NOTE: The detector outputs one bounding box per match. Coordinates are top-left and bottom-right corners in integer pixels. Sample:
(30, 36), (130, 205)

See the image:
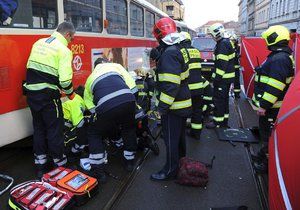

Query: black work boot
(36, 164), (48, 180)
(188, 130), (201, 140)
(253, 161), (268, 174)
(124, 159), (135, 172)
(251, 152), (266, 163)
(206, 121), (217, 129)
(252, 146), (268, 163)
(85, 165), (107, 183)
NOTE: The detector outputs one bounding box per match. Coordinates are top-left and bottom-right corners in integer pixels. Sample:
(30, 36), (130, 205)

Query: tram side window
(0, 0), (57, 29)
(64, 0), (103, 33)
(106, 0), (128, 35)
(155, 14), (162, 23)
(145, 10), (154, 38)
(130, 3), (143, 37)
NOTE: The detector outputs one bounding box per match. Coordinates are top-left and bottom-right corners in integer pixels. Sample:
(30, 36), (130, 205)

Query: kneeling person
(84, 59), (137, 181)
(62, 86), (87, 161)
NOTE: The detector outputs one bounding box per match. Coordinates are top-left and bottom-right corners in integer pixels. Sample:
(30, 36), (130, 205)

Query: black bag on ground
(176, 156), (215, 187)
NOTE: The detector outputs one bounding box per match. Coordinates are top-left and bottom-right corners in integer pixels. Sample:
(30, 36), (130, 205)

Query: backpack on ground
(42, 167), (98, 206)
(176, 156), (215, 187)
(8, 181), (74, 210)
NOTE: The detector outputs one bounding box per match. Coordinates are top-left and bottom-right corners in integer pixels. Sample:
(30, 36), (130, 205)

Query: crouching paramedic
(252, 25), (294, 173)
(84, 59), (137, 182)
(62, 86), (87, 160)
(23, 22), (75, 178)
(180, 31), (204, 140)
(150, 18), (192, 181)
(206, 23), (235, 128)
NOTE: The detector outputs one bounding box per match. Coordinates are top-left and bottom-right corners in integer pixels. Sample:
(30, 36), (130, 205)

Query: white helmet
(208, 23), (225, 41)
(230, 33), (238, 41)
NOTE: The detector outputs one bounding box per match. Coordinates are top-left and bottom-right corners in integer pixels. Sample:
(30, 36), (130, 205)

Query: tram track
(103, 125), (162, 210)
(233, 98), (269, 210)
(103, 148), (152, 210)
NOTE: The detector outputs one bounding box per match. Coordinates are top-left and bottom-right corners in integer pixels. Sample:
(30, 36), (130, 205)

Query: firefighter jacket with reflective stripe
(84, 63), (136, 114)
(136, 77), (149, 98)
(24, 32), (74, 95)
(212, 38), (235, 84)
(180, 43), (205, 96)
(233, 43), (241, 69)
(156, 44), (192, 117)
(145, 76), (155, 97)
(62, 94), (86, 128)
(253, 47), (294, 110)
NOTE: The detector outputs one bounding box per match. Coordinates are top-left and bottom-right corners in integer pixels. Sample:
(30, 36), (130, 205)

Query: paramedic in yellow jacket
(62, 86), (87, 161)
(24, 22), (75, 179)
(83, 58), (137, 183)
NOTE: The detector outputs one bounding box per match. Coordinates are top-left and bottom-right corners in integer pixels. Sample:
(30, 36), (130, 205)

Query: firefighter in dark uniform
(251, 25), (294, 173)
(135, 69), (149, 111)
(180, 31), (205, 140)
(84, 60), (138, 182)
(206, 23), (235, 128)
(150, 17), (192, 181)
(145, 72), (155, 111)
(23, 22), (76, 178)
(230, 34), (241, 98)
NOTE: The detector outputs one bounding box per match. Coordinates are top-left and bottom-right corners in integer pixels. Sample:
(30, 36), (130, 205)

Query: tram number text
(71, 44), (85, 55)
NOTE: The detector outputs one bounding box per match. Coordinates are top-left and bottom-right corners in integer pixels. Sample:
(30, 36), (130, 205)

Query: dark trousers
(258, 109), (279, 154)
(88, 101), (137, 168)
(191, 96), (203, 138)
(259, 109), (279, 142)
(234, 68), (241, 94)
(213, 82), (231, 126)
(64, 125), (87, 154)
(27, 96), (65, 166)
(161, 113), (187, 176)
(203, 83), (213, 115)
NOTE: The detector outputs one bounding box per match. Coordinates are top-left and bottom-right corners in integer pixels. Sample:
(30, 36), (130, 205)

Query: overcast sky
(181, 0), (240, 29)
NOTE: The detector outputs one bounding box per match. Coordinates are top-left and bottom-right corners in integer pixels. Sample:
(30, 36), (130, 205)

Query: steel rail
(233, 98), (269, 210)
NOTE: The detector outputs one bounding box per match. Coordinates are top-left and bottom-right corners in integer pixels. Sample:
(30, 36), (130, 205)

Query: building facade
(145, 0), (162, 10)
(196, 20), (225, 35)
(255, 0), (270, 35)
(224, 21), (241, 36)
(269, 0), (300, 32)
(196, 21), (239, 36)
(238, 0), (248, 35)
(161, 0), (185, 20)
(247, 0), (256, 36)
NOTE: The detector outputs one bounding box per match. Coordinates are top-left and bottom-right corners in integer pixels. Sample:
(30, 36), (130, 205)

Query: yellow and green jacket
(84, 63), (136, 113)
(24, 31), (73, 96)
(62, 94), (86, 128)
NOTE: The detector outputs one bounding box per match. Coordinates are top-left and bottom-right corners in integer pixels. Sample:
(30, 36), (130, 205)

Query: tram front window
(64, 0), (103, 33)
(0, 0), (57, 29)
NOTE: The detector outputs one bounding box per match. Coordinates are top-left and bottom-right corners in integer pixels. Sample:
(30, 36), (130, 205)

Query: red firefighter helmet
(152, 17), (177, 41)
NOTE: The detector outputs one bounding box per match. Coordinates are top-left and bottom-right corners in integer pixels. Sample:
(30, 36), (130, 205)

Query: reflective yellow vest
(84, 63), (137, 112)
(62, 94), (86, 128)
(25, 31), (73, 95)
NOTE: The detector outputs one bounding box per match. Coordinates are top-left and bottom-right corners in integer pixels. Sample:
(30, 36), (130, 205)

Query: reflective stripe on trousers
(124, 150), (135, 160)
(53, 155), (67, 166)
(34, 154), (47, 165)
(89, 153), (106, 165)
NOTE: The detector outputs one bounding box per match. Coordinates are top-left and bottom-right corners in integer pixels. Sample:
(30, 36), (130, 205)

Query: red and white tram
(0, 0), (167, 147)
